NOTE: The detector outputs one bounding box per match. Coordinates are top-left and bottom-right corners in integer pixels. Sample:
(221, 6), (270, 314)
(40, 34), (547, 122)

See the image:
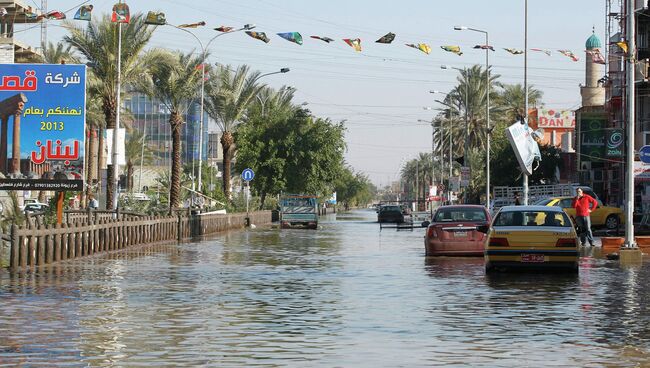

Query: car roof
(498, 205), (564, 212)
(438, 205), (487, 210)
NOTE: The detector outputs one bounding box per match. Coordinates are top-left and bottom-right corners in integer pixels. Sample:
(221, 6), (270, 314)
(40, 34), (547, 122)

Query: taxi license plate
(521, 254), (545, 263)
(454, 231), (468, 237)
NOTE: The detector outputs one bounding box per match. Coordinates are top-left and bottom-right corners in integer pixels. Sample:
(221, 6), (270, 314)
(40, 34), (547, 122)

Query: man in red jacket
(572, 188), (598, 246)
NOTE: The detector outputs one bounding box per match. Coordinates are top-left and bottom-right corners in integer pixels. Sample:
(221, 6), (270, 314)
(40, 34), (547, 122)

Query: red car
(424, 205), (491, 256)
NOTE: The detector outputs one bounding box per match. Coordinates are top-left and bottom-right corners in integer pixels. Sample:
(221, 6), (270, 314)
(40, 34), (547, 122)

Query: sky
(14, 0), (606, 187)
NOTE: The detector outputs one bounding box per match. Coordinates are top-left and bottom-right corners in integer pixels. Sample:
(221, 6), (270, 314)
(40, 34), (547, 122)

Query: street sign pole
(241, 168), (255, 226)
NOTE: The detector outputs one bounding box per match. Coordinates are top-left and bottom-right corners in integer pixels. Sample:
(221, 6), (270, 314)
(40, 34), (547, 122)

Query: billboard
(506, 121), (541, 176)
(579, 112), (606, 159)
(0, 64), (86, 191)
(535, 109), (575, 129)
(605, 128), (624, 157)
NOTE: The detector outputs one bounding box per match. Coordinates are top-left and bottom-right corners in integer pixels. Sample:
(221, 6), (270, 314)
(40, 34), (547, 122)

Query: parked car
(24, 202), (49, 214)
(480, 205), (579, 272)
(534, 196), (624, 230)
(424, 205), (491, 256)
(377, 205), (404, 223)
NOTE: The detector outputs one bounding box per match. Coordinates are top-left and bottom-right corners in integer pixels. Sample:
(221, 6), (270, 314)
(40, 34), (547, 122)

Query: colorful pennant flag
(558, 49), (579, 62)
(310, 35), (334, 43)
(473, 44), (495, 51)
(111, 3), (130, 23)
(343, 38), (362, 52)
(586, 49), (606, 65)
(441, 45), (462, 56)
(405, 43), (431, 55)
(616, 41), (628, 54)
(376, 32), (395, 44)
(214, 26), (234, 32)
(25, 11), (39, 20)
(246, 31), (270, 43)
(0, 8), (7, 18)
(74, 5), (93, 21)
(38, 10), (66, 20)
(503, 48), (524, 55)
(277, 32), (303, 45)
(530, 48), (551, 56)
(145, 11), (166, 25)
(179, 21), (206, 28)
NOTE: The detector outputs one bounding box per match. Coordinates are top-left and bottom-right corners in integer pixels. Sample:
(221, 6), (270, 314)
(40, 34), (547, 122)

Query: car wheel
(605, 215), (620, 230)
(485, 262), (495, 273)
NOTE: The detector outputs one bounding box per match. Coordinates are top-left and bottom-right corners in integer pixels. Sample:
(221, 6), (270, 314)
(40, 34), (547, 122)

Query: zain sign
(605, 129), (624, 158)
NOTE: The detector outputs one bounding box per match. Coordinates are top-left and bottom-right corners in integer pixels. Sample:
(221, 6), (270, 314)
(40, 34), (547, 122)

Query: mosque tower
(580, 29), (605, 107)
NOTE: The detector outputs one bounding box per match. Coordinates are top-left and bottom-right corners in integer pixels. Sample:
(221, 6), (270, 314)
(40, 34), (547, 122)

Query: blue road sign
(241, 168), (255, 181)
(641, 145), (650, 164)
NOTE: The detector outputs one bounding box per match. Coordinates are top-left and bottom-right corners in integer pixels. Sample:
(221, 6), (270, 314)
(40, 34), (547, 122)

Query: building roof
(586, 32), (602, 50)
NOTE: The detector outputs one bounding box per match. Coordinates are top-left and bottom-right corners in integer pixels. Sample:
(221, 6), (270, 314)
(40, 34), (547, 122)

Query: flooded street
(2, 209), (650, 366)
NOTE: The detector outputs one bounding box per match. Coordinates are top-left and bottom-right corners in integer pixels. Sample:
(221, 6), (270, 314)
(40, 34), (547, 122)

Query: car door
(589, 199), (606, 226)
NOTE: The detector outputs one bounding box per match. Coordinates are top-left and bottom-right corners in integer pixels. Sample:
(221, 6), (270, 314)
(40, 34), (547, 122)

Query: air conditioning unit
(581, 161), (591, 171)
(637, 0), (649, 11)
(637, 59), (650, 82)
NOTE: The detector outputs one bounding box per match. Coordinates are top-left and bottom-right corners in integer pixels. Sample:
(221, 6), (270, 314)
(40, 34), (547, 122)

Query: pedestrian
(514, 192), (522, 205)
(88, 195), (99, 210)
(572, 188), (598, 246)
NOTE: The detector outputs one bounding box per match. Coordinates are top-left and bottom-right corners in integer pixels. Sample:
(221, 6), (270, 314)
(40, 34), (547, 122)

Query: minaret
(581, 29), (605, 107)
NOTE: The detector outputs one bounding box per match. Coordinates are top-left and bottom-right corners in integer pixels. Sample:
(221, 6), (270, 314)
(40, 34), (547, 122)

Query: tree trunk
(103, 96), (117, 210)
(126, 161), (133, 192)
(169, 111), (183, 213)
(220, 131), (234, 199)
(84, 127), (97, 207)
(259, 191), (266, 210)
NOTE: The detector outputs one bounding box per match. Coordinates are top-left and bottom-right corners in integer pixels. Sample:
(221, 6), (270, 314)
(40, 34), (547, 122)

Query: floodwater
(2, 209), (650, 367)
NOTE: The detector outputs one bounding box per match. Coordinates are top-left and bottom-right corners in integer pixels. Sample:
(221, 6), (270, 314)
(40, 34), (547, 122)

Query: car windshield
(381, 205), (402, 212)
(493, 210), (571, 227)
(533, 198), (554, 206)
(434, 208), (487, 222)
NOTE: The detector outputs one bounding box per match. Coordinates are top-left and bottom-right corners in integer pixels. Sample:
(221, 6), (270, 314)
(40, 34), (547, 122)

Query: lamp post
(169, 23), (256, 194)
(454, 25), (490, 207)
(441, 65), (470, 202)
(418, 118), (436, 207)
(435, 99), (455, 205)
(523, 0), (529, 205)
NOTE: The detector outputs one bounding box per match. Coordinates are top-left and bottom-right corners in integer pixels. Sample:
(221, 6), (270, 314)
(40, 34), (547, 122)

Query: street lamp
(254, 70), (292, 116)
(170, 23), (256, 194)
(441, 65), (470, 192)
(454, 25), (490, 207)
(417, 118), (436, 203)
(435, 99), (455, 205)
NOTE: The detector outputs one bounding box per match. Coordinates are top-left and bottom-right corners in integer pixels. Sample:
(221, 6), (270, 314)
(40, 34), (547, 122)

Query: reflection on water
(2, 209), (650, 366)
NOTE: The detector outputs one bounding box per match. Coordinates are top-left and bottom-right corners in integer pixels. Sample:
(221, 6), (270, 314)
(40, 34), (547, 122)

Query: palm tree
(205, 65), (266, 199)
(124, 129), (155, 192)
(137, 49), (202, 211)
(64, 14), (154, 209)
(16, 41), (79, 64)
(498, 84), (544, 122)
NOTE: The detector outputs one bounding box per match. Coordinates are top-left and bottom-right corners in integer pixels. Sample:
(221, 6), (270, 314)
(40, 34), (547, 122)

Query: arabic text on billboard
(580, 112), (606, 159)
(0, 64), (86, 191)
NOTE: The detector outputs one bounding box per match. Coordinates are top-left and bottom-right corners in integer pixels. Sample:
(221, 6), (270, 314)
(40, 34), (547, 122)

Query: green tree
(235, 109), (346, 208)
(65, 13), (154, 209)
(137, 49), (202, 211)
(498, 83), (544, 123)
(204, 64), (266, 199)
(334, 167), (375, 210)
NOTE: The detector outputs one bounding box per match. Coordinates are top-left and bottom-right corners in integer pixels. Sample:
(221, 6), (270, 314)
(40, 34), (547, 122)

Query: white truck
(491, 183), (599, 212)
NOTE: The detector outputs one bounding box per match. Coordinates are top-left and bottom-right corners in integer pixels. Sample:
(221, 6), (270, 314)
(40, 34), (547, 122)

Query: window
(434, 208), (487, 222)
(493, 211), (571, 227)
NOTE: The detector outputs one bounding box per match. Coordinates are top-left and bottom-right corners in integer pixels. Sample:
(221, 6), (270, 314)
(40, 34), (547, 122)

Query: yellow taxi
(535, 196), (624, 230)
(480, 205), (579, 272)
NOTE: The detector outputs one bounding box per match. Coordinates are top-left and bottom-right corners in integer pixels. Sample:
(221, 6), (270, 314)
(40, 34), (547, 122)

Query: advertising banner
(0, 64), (86, 191)
(579, 112), (606, 159)
(536, 109), (575, 129)
(506, 122), (541, 175)
(605, 128), (624, 157)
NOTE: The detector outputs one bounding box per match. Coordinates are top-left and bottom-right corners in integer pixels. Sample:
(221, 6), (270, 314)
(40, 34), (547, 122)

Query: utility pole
(624, 0), (637, 250)
(523, 0), (530, 205)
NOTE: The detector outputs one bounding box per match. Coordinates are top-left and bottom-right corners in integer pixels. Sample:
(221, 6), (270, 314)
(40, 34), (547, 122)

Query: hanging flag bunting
(558, 49), (579, 62)
(145, 11), (166, 25)
(111, 3), (130, 23)
(74, 5), (93, 21)
(246, 31), (270, 43)
(25, 11), (39, 20)
(616, 41), (628, 54)
(376, 32), (395, 44)
(586, 49), (606, 65)
(310, 35), (334, 43)
(473, 44), (495, 51)
(530, 48), (551, 56)
(503, 48), (524, 55)
(405, 43), (431, 55)
(178, 21), (206, 28)
(277, 32), (303, 45)
(441, 45), (462, 56)
(343, 38), (362, 52)
(0, 8), (7, 18)
(214, 26), (234, 32)
(38, 10), (66, 20)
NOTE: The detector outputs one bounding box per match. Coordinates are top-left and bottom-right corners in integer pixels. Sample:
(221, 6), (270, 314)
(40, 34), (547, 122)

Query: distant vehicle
(534, 196), (624, 230)
(19, 198), (39, 211)
(24, 202), (49, 214)
(280, 195), (318, 229)
(424, 205), (491, 256)
(492, 183), (599, 207)
(377, 205), (404, 223)
(480, 205), (579, 272)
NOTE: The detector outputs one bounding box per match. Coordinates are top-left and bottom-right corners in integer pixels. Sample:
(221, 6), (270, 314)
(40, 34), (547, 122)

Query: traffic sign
(641, 145), (650, 164)
(241, 168), (255, 181)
